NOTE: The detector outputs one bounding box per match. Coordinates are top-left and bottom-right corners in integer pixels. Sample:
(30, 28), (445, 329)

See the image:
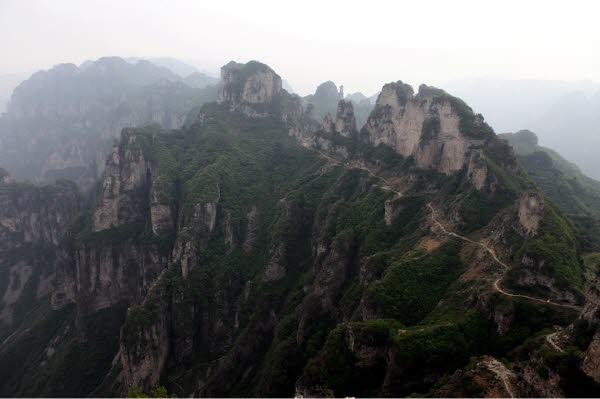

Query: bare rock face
(583, 331), (600, 383)
(264, 242), (286, 282)
(363, 82), (492, 174)
(173, 199), (219, 279)
(466, 150), (490, 191)
(101, 276), (171, 396)
(334, 100), (357, 137)
(243, 206), (259, 253)
(518, 192), (544, 236)
(218, 61), (283, 116)
(0, 180), (81, 251)
(320, 100), (356, 138)
(52, 128), (170, 314)
(149, 178), (173, 236)
(432, 356), (518, 398)
(0, 263), (33, 325)
(0, 178), (81, 325)
(92, 129), (151, 232)
(321, 113), (335, 133)
(216, 60), (317, 139)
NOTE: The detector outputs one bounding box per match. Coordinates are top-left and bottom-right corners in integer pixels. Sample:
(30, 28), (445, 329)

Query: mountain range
(0, 60), (599, 397)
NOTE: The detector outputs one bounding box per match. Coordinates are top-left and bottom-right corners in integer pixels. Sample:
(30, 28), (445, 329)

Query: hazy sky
(1, 0), (599, 95)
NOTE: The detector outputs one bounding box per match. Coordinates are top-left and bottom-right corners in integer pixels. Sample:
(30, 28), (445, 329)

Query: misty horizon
(2, 3), (600, 398)
(2, 0), (600, 96)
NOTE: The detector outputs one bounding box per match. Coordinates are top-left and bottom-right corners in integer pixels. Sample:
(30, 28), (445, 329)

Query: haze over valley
(1, 1), (600, 398)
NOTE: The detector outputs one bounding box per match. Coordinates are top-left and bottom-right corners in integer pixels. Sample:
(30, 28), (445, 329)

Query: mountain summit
(0, 60), (599, 398)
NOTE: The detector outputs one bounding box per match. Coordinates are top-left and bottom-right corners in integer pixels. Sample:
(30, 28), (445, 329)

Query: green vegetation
(128, 384), (175, 398)
(0, 304), (126, 397)
(509, 202), (583, 291)
(367, 243), (463, 325)
(501, 130), (600, 251)
(583, 253), (600, 282)
(4, 81), (600, 398)
(300, 312), (491, 397)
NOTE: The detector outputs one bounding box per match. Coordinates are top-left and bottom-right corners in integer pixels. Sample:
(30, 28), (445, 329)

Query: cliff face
(217, 60), (316, 139)
(92, 129), (153, 232)
(53, 128), (170, 315)
(322, 100), (357, 138)
(0, 176), (81, 328)
(1, 60), (599, 398)
(364, 83), (494, 174)
(218, 61), (283, 112)
(0, 57), (217, 190)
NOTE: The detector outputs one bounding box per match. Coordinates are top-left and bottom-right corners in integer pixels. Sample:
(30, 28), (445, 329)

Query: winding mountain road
(314, 149), (576, 354)
(427, 202), (581, 311)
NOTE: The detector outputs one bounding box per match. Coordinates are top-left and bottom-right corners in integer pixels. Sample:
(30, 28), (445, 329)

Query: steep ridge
(500, 130), (600, 257)
(0, 57), (218, 189)
(0, 173), (81, 333)
(0, 60), (598, 397)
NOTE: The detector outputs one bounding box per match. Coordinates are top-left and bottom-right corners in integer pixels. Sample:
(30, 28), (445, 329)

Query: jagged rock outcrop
(363, 82), (493, 175)
(322, 100), (357, 138)
(0, 180), (81, 252)
(313, 100), (358, 158)
(99, 274), (172, 396)
(53, 129), (169, 314)
(334, 100), (357, 137)
(518, 191), (545, 236)
(0, 179), (81, 326)
(92, 130), (151, 232)
(218, 61), (283, 116)
(216, 60), (316, 139)
(2, 59), (599, 398)
(466, 150), (491, 191)
(432, 356), (519, 398)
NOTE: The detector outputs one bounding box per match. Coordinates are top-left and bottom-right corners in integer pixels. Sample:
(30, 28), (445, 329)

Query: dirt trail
(314, 149), (576, 353)
(316, 150), (403, 198)
(427, 203), (581, 312)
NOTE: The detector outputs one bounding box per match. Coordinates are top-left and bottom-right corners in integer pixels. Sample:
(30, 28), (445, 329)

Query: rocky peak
(363, 81), (493, 174)
(345, 92), (368, 104)
(321, 100), (357, 137)
(92, 129), (152, 232)
(314, 81), (343, 101)
(214, 61), (317, 139)
(303, 81), (344, 122)
(217, 61), (283, 115)
(334, 100), (356, 137)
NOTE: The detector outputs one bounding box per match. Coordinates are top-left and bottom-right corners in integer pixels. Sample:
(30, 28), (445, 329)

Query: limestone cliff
(321, 100), (357, 138)
(0, 178), (81, 328)
(216, 60), (316, 138)
(218, 61), (283, 116)
(1, 60), (599, 398)
(363, 82), (494, 174)
(53, 128), (170, 314)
